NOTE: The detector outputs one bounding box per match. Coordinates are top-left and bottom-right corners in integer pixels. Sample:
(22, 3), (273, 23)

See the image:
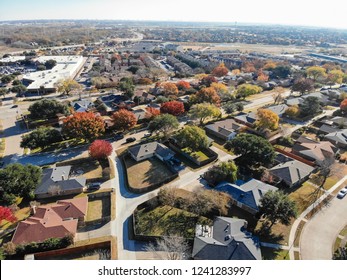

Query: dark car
(125, 137), (136, 143)
(87, 182), (101, 191)
(114, 132), (124, 140)
(10, 104), (18, 108)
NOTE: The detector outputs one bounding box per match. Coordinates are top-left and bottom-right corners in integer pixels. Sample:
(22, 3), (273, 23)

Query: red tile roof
(12, 197), (88, 245)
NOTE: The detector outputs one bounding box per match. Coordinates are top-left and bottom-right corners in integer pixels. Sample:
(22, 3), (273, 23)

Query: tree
(10, 84), (27, 95)
(264, 61), (277, 70)
(203, 160), (238, 186)
(158, 187), (178, 208)
(148, 114), (179, 138)
(137, 78), (153, 85)
(160, 101), (185, 116)
(176, 80), (190, 90)
(292, 78), (314, 95)
(62, 112), (105, 142)
(259, 190), (297, 229)
(112, 109), (137, 132)
(222, 102), (236, 114)
(300, 96), (321, 117)
(191, 87), (220, 105)
(333, 246), (347, 260)
(0, 88), (8, 98)
(57, 79), (83, 96)
(174, 126), (209, 151)
(118, 77), (135, 99)
(211, 82), (233, 101)
(211, 63), (229, 77)
(227, 133), (275, 167)
(306, 66), (326, 82)
(271, 65), (292, 79)
(285, 105), (300, 117)
(28, 99), (69, 119)
(256, 109), (279, 130)
(340, 98), (347, 113)
(160, 82), (179, 97)
(257, 70), (269, 82)
(189, 103), (221, 125)
(145, 107), (161, 120)
(236, 84), (262, 99)
(0, 206), (17, 224)
(1, 75), (14, 84)
(44, 59), (57, 69)
(89, 140), (112, 160)
(0, 163), (42, 202)
(20, 127), (62, 149)
(200, 75), (218, 87)
(327, 69), (344, 85)
(144, 235), (190, 260)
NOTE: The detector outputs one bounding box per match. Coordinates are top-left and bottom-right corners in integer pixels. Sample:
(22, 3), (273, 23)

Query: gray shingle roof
(35, 166), (86, 196)
(128, 141), (174, 159)
(215, 179), (277, 212)
(269, 159), (314, 186)
(325, 129), (347, 145)
(205, 119), (242, 137)
(192, 217), (262, 260)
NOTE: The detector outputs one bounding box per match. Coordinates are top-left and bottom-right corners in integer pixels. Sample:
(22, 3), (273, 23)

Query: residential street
(300, 192), (347, 259)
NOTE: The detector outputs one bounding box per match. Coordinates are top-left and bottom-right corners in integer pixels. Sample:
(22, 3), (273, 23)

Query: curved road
(300, 194), (347, 259)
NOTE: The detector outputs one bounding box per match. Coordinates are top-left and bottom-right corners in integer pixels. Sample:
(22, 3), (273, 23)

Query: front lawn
(134, 205), (211, 239)
(261, 247), (289, 260)
(125, 156), (175, 189)
(182, 147), (209, 161)
(86, 194), (111, 222)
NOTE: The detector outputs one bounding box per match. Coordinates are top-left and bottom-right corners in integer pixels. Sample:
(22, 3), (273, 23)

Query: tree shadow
(255, 221), (284, 244)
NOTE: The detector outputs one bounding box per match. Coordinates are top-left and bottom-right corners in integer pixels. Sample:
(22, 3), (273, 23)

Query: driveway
(300, 195), (347, 259)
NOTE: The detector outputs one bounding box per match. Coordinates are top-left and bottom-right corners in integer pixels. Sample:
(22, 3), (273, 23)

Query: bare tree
(48, 184), (62, 196)
(145, 235), (190, 260)
(157, 186), (178, 208)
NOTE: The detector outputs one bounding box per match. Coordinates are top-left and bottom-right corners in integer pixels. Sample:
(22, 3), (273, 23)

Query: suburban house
(324, 129), (347, 149)
(192, 217), (262, 260)
(292, 136), (337, 166)
(71, 99), (94, 113)
(215, 179), (278, 214)
(205, 119), (243, 141)
(234, 112), (257, 127)
(269, 156), (315, 187)
(318, 124), (341, 135)
(266, 104), (289, 118)
(34, 166), (86, 199)
(285, 92), (330, 107)
(131, 108), (147, 123)
(11, 197), (88, 245)
(128, 141), (174, 162)
(94, 94), (128, 112)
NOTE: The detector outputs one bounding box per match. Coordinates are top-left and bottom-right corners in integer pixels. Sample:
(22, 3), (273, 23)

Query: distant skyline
(1, 0), (347, 30)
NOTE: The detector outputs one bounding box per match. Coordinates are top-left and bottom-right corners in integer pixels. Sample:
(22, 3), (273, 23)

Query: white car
(337, 186), (347, 199)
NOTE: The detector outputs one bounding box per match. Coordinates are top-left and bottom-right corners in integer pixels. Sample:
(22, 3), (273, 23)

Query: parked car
(337, 186), (347, 199)
(143, 132), (152, 138)
(10, 104), (18, 108)
(114, 132), (124, 140)
(87, 182), (101, 191)
(125, 137), (136, 143)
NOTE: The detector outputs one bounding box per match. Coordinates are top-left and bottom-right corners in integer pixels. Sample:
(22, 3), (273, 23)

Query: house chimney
(62, 175), (65, 180)
(243, 221), (248, 230)
(31, 205), (37, 215)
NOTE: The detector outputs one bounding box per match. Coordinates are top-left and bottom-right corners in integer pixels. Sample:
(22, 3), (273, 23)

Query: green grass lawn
(125, 157), (175, 189)
(30, 138), (86, 154)
(182, 147), (209, 161)
(134, 205), (211, 239)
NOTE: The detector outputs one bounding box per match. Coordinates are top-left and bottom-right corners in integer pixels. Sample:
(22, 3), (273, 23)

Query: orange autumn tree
(160, 101), (185, 116)
(212, 63), (229, 77)
(176, 80), (191, 90)
(145, 107), (161, 120)
(256, 109), (279, 130)
(62, 112), (105, 142)
(340, 99), (347, 113)
(89, 140), (113, 160)
(112, 109), (137, 132)
(161, 82), (179, 97)
(257, 70), (269, 82)
(191, 87), (221, 106)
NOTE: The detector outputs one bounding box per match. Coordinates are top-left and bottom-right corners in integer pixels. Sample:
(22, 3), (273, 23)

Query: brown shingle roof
(11, 197), (87, 245)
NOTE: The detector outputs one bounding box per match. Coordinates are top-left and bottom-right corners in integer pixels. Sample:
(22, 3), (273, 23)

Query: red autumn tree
(89, 140), (113, 160)
(212, 63), (229, 77)
(0, 206), (17, 224)
(160, 101), (185, 116)
(145, 107), (161, 120)
(340, 99), (347, 113)
(191, 87), (221, 106)
(176, 80), (191, 90)
(112, 109), (137, 131)
(62, 112), (105, 142)
(257, 70), (269, 82)
(160, 82), (179, 97)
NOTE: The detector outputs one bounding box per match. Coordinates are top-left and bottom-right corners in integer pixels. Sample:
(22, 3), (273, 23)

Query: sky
(0, 0), (347, 29)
